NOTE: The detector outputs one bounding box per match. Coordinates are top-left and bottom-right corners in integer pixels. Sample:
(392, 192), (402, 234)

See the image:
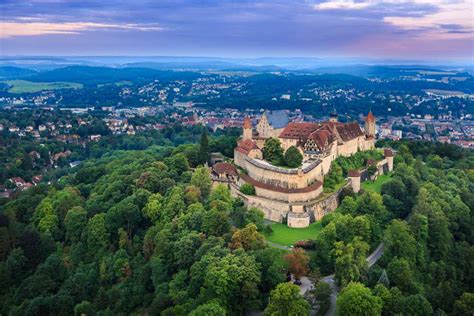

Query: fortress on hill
(212, 110), (386, 228)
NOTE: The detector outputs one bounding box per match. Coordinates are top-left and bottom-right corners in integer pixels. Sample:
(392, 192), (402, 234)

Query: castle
(214, 110), (378, 228)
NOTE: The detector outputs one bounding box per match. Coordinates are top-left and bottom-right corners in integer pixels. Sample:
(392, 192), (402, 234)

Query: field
(3, 80), (83, 93)
(264, 221), (323, 246)
(361, 173), (392, 193)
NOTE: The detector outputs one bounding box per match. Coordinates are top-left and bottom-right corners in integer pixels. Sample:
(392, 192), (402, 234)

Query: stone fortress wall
(231, 180), (348, 226)
(231, 150), (394, 227)
(235, 136), (373, 191)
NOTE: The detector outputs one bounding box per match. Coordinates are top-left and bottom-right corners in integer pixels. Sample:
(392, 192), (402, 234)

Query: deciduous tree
(336, 282), (382, 316)
(284, 248), (309, 280)
(264, 282), (310, 316)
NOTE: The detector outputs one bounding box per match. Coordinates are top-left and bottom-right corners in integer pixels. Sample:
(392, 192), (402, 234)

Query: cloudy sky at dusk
(1, 0), (473, 60)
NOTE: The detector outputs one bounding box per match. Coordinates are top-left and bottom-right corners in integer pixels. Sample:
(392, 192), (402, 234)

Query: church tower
(329, 108), (338, 123)
(365, 110), (376, 137)
(243, 116), (252, 140)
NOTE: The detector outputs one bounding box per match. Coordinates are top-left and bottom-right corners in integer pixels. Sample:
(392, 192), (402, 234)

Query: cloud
(313, 0), (473, 37)
(384, 2), (472, 30)
(314, 0), (370, 10)
(0, 21), (165, 38)
(0, 0), (472, 58)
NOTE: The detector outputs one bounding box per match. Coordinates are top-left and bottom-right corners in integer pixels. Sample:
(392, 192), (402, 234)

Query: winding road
(270, 241), (385, 316)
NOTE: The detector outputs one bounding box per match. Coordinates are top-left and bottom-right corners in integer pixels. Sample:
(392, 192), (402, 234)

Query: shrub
(240, 183), (256, 195)
(284, 146), (303, 168)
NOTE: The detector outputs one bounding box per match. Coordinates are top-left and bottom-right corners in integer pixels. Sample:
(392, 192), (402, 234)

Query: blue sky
(1, 0), (473, 60)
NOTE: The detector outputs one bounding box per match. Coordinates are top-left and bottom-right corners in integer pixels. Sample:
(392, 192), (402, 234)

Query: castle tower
(329, 109), (338, 123)
(243, 116), (252, 140)
(384, 148), (394, 172)
(348, 170), (361, 193)
(365, 110), (376, 137)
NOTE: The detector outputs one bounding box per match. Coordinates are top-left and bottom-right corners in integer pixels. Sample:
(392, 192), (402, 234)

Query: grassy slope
(361, 173), (392, 193)
(3, 80), (83, 93)
(264, 221), (323, 246)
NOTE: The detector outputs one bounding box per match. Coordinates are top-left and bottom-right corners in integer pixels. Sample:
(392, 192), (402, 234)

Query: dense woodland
(0, 122), (473, 315)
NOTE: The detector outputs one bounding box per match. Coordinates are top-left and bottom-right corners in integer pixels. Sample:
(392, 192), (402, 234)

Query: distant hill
(123, 61), (284, 72)
(26, 66), (206, 85)
(311, 65), (457, 78)
(0, 66), (38, 79)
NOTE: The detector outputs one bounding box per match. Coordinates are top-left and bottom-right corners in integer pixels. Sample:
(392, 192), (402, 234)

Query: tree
(372, 284), (403, 315)
(51, 186), (84, 221)
(202, 207), (231, 236)
(199, 129), (210, 164)
(313, 281), (331, 315)
(386, 258), (416, 293)
(35, 198), (59, 237)
(164, 153), (189, 175)
(402, 294), (433, 316)
(338, 196), (358, 215)
(334, 237), (369, 287)
(240, 183), (256, 195)
(337, 282), (382, 316)
(189, 301), (226, 316)
(263, 138), (284, 165)
(453, 292), (474, 316)
(162, 187), (186, 221)
(284, 146), (303, 168)
(74, 301), (95, 316)
(264, 282), (310, 316)
(367, 163), (378, 181)
(65, 206), (87, 243)
(229, 223), (266, 251)
(191, 166), (212, 199)
(142, 193), (163, 222)
(383, 220), (417, 262)
(356, 191), (388, 224)
(184, 185), (201, 204)
(284, 248), (310, 280)
(86, 213), (109, 251)
(203, 251), (261, 313)
(254, 248), (287, 293)
(244, 207), (265, 231)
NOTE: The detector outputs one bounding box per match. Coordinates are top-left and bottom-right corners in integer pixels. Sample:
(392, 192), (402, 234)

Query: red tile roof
(213, 162), (238, 176)
(236, 139), (260, 155)
(279, 122), (319, 141)
(335, 122), (364, 141)
(308, 129), (334, 150)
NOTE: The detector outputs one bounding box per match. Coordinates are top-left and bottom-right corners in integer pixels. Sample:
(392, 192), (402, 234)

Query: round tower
(243, 116), (252, 140)
(365, 110), (376, 137)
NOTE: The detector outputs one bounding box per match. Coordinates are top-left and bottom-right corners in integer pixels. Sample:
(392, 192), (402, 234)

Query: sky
(1, 0), (473, 61)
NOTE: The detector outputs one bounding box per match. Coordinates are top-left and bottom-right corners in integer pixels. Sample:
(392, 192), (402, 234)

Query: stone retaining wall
(231, 182), (347, 224)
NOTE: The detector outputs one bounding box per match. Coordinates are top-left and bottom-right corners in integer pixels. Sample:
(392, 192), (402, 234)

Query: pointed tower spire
(242, 116), (252, 140)
(365, 110), (376, 137)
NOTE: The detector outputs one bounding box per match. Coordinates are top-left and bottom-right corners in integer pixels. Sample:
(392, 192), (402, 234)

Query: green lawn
(264, 221), (323, 246)
(3, 80), (83, 93)
(361, 173), (392, 193)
